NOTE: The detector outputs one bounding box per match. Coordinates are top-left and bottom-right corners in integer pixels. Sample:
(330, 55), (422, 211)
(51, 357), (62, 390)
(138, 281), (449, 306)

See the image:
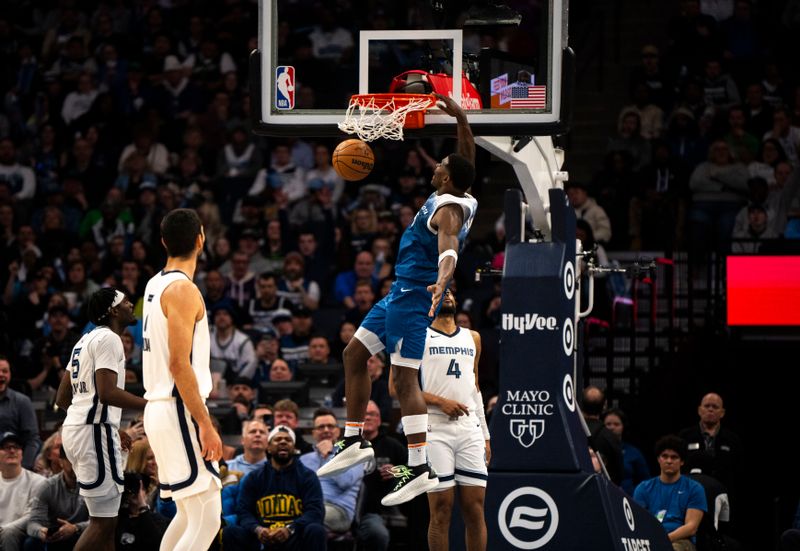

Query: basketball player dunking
(390, 289), (490, 551)
(317, 93), (478, 507)
(142, 209), (223, 551)
(57, 288), (147, 551)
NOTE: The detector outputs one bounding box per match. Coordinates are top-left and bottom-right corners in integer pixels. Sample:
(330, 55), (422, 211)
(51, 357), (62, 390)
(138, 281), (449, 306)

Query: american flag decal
(510, 85), (546, 109)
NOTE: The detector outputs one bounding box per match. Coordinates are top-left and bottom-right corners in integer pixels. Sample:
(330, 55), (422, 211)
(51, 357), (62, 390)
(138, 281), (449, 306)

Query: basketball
(332, 139), (374, 181)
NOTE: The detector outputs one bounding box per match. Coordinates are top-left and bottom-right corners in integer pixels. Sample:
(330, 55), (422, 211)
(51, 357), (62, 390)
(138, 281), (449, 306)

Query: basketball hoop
(338, 93), (437, 142)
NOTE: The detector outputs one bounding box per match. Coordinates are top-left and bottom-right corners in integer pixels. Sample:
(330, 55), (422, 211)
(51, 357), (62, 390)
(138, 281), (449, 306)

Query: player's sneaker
(380, 463), (439, 506)
(316, 435), (374, 478)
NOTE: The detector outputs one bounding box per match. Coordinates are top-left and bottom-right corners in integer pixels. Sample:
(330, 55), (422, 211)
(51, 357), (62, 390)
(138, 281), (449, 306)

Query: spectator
(272, 399), (313, 455)
(764, 107), (800, 168)
(343, 279), (377, 326)
(629, 44), (674, 112)
(748, 138), (787, 186)
(607, 110), (651, 171)
(253, 332), (281, 385)
(724, 105), (759, 163)
(334, 250), (378, 309)
(210, 305), (258, 392)
(601, 408), (650, 496)
(565, 181), (613, 245)
(280, 305), (314, 371)
(581, 386), (624, 486)
(223, 425), (326, 550)
(742, 82), (773, 138)
(227, 419), (269, 477)
(117, 126), (169, 176)
(305, 144), (345, 204)
(269, 359), (294, 382)
(0, 431), (46, 551)
(277, 251), (321, 311)
(688, 140), (749, 253)
(60, 71), (98, 126)
(25, 446), (90, 551)
(296, 230), (333, 295)
(618, 84), (664, 140)
(223, 251), (257, 308)
(114, 472), (170, 551)
(28, 305), (80, 392)
(300, 408), (363, 534)
(202, 268), (238, 324)
(0, 357), (42, 469)
(701, 58), (740, 114)
(33, 430), (63, 479)
(329, 320), (356, 361)
(220, 376), (259, 435)
(633, 435), (707, 549)
(678, 393), (744, 523)
(250, 142), (307, 204)
(215, 126), (263, 181)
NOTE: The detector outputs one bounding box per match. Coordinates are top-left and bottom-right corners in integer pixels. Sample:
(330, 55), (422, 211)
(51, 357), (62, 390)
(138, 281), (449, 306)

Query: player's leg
(317, 298), (387, 478)
(392, 363), (428, 461)
(168, 481), (222, 551)
(427, 488), (455, 551)
(343, 336), (373, 434)
(454, 425), (488, 551)
(458, 485), (487, 551)
(159, 497), (189, 551)
(73, 517), (116, 551)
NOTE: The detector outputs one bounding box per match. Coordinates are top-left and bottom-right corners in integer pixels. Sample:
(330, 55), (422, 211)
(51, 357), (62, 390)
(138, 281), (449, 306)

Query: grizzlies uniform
(61, 327), (126, 515)
(355, 192), (477, 367)
(420, 326), (487, 490)
(142, 270), (221, 500)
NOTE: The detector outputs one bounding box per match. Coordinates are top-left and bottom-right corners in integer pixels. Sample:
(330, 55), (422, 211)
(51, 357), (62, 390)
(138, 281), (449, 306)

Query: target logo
(563, 374), (575, 412)
(563, 261), (575, 300)
(498, 487), (559, 549)
(623, 498), (636, 531)
(561, 317), (574, 356)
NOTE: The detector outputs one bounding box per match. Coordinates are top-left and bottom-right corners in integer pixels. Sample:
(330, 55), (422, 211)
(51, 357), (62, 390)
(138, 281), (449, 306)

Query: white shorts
(85, 491), (123, 517)
(427, 413), (488, 491)
(144, 397), (221, 501)
(62, 424), (126, 500)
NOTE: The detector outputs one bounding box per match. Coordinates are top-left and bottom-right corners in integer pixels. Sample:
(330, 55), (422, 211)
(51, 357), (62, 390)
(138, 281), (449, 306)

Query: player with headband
(317, 93), (478, 507)
(57, 288), (147, 551)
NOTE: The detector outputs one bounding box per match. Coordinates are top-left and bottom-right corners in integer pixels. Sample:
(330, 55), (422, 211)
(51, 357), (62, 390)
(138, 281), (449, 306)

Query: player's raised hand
(427, 282), (445, 317)
(199, 421), (223, 462)
(433, 92), (464, 118)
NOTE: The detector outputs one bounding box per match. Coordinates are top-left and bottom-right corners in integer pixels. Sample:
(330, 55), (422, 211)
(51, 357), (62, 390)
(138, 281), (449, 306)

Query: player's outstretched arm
(427, 204), (464, 317)
(96, 369), (147, 410)
(433, 92), (475, 165)
(163, 280), (222, 462)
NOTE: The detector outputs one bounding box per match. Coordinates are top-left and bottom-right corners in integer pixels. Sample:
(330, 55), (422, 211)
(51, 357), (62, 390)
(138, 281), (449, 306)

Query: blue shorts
(354, 281), (431, 368)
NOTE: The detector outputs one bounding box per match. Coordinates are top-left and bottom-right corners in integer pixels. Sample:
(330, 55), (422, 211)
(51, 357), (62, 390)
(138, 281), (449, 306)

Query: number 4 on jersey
(446, 359), (461, 378)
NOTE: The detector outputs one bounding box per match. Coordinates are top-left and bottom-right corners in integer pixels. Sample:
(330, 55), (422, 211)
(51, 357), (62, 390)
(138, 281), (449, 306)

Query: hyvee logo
(498, 487), (559, 549)
(502, 313), (558, 334)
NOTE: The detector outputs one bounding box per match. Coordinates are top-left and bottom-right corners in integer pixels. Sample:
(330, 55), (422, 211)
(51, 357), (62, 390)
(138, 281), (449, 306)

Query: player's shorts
(84, 490), (123, 517)
(62, 424), (125, 503)
(355, 281), (431, 368)
(427, 413), (488, 491)
(144, 394), (221, 501)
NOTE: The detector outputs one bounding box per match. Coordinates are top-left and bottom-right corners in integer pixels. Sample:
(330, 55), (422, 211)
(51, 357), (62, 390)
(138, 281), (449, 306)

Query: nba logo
(275, 66), (295, 110)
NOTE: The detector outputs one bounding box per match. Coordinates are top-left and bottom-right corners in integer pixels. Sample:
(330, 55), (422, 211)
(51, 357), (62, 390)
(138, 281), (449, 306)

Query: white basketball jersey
(142, 270), (212, 401)
(419, 327), (478, 417)
(62, 327), (125, 428)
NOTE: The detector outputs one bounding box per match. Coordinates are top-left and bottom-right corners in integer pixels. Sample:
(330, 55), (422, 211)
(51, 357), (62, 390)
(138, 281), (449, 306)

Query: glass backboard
(252, 0), (573, 138)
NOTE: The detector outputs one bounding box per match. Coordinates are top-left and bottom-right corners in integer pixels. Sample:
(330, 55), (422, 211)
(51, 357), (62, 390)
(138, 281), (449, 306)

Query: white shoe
(316, 436), (374, 478)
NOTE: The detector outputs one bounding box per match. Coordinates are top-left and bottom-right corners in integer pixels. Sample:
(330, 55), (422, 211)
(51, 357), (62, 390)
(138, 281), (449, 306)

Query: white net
(338, 95), (434, 142)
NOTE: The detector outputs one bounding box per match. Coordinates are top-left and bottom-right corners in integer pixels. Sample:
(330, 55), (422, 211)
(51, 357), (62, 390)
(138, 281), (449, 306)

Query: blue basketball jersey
(394, 192), (478, 285)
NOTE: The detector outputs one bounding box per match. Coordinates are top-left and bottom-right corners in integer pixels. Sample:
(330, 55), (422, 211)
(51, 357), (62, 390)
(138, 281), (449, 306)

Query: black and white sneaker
(316, 435), (374, 478)
(380, 463), (439, 506)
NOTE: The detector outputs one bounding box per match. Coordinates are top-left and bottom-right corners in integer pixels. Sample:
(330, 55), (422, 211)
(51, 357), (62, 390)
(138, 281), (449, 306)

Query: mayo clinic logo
(498, 487), (559, 549)
(509, 419), (544, 448)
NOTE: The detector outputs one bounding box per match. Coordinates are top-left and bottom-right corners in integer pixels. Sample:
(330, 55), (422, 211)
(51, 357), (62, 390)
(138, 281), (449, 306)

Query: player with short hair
(141, 208), (223, 551)
(404, 289), (489, 551)
(56, 288), (147, 551)
(317, 93), (477, 507)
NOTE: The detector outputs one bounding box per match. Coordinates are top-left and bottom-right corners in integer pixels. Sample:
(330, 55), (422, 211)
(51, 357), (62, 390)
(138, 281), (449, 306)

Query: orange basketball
(332, 139), (374, 181)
